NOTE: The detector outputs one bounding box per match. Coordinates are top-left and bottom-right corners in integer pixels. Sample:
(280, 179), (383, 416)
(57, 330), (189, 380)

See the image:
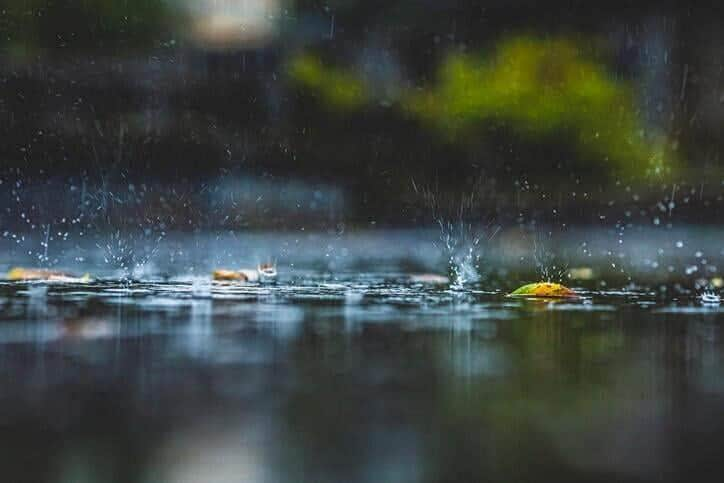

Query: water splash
(438, 219), (498, 290)
(413, 178), (498, 290)
(100, 230), (164, 280)
(700, 292), (721, 305)
(532, 233), (568, 282)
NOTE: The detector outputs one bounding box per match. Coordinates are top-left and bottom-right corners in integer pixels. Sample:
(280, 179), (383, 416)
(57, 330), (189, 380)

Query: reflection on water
(0, 276), (722, 483)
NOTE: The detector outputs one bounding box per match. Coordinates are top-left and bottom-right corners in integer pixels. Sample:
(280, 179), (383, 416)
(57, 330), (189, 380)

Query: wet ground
(0, 229), (723, 482)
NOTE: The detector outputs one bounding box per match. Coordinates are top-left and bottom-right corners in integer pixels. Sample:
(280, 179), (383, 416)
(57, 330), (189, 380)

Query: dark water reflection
(0, 278), (722, 483)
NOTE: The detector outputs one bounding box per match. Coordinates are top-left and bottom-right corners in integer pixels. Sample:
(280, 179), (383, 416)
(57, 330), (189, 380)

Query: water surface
(0, 272), (722, 483)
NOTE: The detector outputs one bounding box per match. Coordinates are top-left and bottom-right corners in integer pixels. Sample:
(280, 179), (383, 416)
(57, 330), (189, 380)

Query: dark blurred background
(1, 1), (723, 229)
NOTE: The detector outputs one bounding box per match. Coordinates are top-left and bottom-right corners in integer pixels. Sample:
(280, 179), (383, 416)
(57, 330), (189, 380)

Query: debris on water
(213, 264), (277, 283)
(212, 269), (255, 282)
(409, 273), (450, 285)
(699, 292), (721, 305)
(508, 282), (577, 298)
(6, 267), (92, 283)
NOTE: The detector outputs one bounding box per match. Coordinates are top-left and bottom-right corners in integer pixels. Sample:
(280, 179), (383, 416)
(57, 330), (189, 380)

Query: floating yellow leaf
(7, 267), (91, 283)
(508, 282), (577, 298)
(212, 269), (250, 282)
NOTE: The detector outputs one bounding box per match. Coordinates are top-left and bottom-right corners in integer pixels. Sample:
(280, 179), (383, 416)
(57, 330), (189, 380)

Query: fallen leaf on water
(7, 267), (91, 283)
(508, 282), (577, 298)
(212, 269), (250, 282)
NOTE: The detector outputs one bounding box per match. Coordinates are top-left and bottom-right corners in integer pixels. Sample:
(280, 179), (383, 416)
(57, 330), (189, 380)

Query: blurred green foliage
(1, 0), (173, 55)
(289, 36), (675, 178)
(408, 37), (672, 177)
(288, 54), (369, 111)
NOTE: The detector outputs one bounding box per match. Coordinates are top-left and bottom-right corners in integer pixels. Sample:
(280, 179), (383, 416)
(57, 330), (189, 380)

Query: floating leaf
(7, 267), (91, 283)
(508, 282), (577, 298)
(212, 269), (250, 282)
(214, 265), (277, 283)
